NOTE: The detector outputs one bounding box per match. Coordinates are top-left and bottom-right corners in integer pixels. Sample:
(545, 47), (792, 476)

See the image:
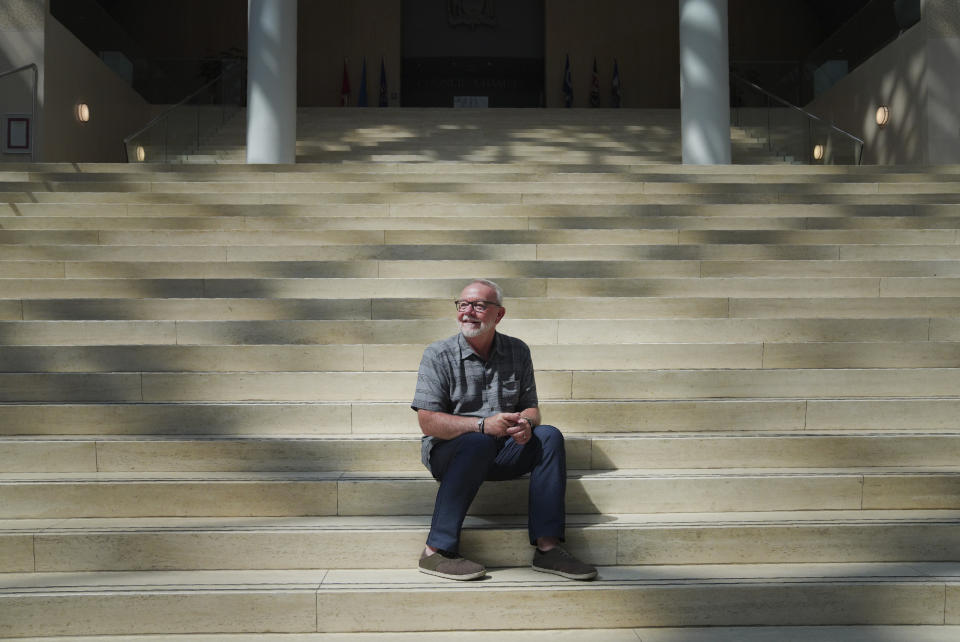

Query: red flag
(562, 54), (573, 107)
(378, 57), (389, 107)
(590, 57), (601, 107)
(340, 59), (351, 106)
(611, 59), (622, 108)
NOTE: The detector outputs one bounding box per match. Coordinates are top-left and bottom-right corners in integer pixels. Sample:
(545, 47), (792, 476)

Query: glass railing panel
(125, 61), (243, 163)
(769, 107), (811, 162)
(730, 73), (863, 165)
(809, 120), (863, 165)
(731, 105), (772, 156)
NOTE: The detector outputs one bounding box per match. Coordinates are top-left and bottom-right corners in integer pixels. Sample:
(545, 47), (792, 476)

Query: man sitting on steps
(411, 278), (597, 581)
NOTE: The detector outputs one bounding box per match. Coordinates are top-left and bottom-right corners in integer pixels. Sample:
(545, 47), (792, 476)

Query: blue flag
(562, 54), (573, 108)
(358, 57), (368, 107)
(378, 58), (389, 107)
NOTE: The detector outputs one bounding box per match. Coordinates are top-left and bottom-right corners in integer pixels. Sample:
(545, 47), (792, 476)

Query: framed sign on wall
(4, 115), (31, 154)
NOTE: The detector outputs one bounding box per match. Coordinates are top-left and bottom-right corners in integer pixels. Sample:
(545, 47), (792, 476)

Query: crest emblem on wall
(448, 0), (496, 27)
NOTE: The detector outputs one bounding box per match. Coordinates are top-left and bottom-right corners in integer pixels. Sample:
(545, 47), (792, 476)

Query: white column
(247, 0), (297, 164)
(679, 0), (731, 164)
(922, 0), (960, 164)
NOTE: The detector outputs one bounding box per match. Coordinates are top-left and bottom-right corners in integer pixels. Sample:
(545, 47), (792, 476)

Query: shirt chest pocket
(499, 376), (520, 411)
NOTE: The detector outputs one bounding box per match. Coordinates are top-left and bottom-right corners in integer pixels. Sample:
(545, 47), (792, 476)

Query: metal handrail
(0, 63), (39, 161)
(731, 72), (864, 164)
(123, 60), (240, 146)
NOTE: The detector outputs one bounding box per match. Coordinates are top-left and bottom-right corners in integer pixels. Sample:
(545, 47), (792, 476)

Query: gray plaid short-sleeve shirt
(411, 331), (538, 470)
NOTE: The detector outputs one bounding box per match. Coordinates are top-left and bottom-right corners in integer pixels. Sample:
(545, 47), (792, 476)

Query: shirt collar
(458, 331), (500, 361)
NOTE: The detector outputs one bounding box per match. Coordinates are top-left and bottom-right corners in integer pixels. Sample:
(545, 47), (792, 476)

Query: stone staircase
(176, 107), (794, 164)
(3, 113), (960, 638)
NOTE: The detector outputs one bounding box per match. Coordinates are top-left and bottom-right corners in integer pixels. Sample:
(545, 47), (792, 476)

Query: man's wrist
(477, 416), (485, 434)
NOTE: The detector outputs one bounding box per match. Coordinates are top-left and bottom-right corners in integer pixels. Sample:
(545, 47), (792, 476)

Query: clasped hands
(484, 412), (532, 444)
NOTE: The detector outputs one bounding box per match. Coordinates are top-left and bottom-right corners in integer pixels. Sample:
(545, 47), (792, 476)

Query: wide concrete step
(4, 341), (960, 371)
(1, 318), (953, 345)
(16, 168), (960, 186)
(546, 243), (960, 261)
(3, 228), (956, 245)
(0, 244), (236, 261)
(5, 396), (959, 437)
(0, 278), (554, 300)
(360, 287), (960, 306)
(6, 189), (960, 206)
(0, 398), (881, 436)
(3, 368), (960, 402)
(3, 510), (960, 572)
(23, 185), (931, 209)
(3, 278), (959, 303)
(729, 296), (960, 316)
(9, 171), (797, 184)
(3, 260), (718, 279)
(16, 179), (958, 195)
(6, 172), (960, 194)
(8, 201), (960, 220)
(8, 158), (960, 175)
(2, 563), (960, 635)
(11, 294), (959, 321)
(1, 343), (767, 370)
(4, 466), (960, 518)
(701, 260), (960, 277)
(0, 199), (957, 216)
(2, 242), (925, 261)
(0, 193), (939, 220)
(4, 257), (960, 279)
(7, 214), (820, 232)
(544, 277), (960, 299)
(8, 214), (960, 234)
(2, 628), (959, 642)
(3, 278), (960, 307)
(4, 431), (960, 473)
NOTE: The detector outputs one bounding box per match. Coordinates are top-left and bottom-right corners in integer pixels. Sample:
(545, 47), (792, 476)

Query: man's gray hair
(468, 278), (503, 305)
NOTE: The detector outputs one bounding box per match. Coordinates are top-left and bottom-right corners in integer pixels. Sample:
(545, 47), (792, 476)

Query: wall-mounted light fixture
(813, 144), (825, 161)
(75, 103), (91, 123)
(876, 105), (890, 128)
(136, 146), (146, 162)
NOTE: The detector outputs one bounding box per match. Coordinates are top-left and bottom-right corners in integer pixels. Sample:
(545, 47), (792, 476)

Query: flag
(357, 57), (368, 107)
(562, 54), (573, 108)
(340, 59), (351, 107)
(611, 58), (622, 108)
(378, 57), (389, 107)
(590, 57), (601, 107)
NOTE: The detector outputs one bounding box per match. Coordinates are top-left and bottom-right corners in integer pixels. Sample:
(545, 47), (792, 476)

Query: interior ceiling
(801, 0), (875, 33)
(91, 1), (875, 31)
(89, 0), (876, 59)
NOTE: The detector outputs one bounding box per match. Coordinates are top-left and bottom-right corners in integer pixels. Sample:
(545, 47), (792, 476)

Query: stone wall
(0, 0), (45, 160)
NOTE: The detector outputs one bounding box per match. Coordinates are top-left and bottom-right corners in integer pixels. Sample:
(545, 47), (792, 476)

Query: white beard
(459, 316), (494, 338)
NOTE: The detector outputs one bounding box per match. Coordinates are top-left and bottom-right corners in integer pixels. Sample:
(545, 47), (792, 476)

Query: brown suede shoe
(418, 549), (486, 580)
(531, 546), (597, 580)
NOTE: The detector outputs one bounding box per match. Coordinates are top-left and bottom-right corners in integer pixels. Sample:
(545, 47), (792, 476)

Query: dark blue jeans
(425, 424), (566, 553)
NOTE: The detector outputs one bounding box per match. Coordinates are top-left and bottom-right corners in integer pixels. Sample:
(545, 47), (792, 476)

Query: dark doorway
(402, 0), (545, 107)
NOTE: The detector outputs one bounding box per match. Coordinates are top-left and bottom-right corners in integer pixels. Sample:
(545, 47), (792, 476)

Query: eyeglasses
(454, 299), (500, 313)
